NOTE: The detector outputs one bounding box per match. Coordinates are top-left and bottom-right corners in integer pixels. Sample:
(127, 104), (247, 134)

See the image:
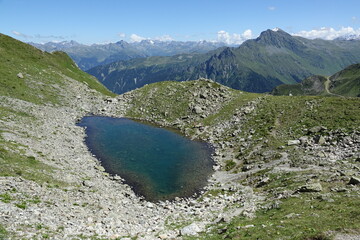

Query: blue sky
(1, 0), (360, 44)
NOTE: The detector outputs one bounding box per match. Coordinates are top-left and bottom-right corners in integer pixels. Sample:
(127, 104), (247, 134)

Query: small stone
(314, 135), (326, 145)
(256, 177), (270, 187)
(199, 93), (207, 99)
(17, 72), (24, 78)
(217, 227), (227, 234)
(349, 176), (360, 185)
(242, 224), (255, 228)
(113, 175), (122, 180)
(95, 165), (105, 172)
(298, 183), (322, 192)
(158, 234), (168, 239)
(287, 140), (300, 146)
(309, 126), (324, 134)
(299, 136), (309, 145)
(83, 180), (95, 188)
(146, 202), (154, 208)
(285, 213), (297, 219)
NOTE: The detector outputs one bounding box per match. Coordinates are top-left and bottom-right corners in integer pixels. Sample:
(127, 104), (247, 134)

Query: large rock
(180, 223), (203, 236)
(287, 140), (300, 146)
(298, 183), (323, 192)
(193, 106), (203, 114)
(309, 126), (325, 134)
(299, 136), (309, 145)
(314, 135), (326, 145)
(17, 72), (24, 79)
(349, 176), (360, 185)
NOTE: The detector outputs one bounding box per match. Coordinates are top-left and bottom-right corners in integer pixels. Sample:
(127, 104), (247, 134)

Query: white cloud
(12, 31), (69, 40)
(118, 33), (126, 38)
(154, 35), (174, 41)
(130, 33), (146, 42)
(242, 29), (252, 39)
(129, 33), (174, 42)
(268, 6), (276, 11)
(34, 34), (66, 39)
(293, 26), (360, 40)
(217, 29), (253, 44)
(12, 30), (32, 39)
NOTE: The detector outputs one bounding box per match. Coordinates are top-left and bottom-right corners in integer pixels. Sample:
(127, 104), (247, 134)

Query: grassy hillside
(273, 63), (360, 97)
(0, 33), (115, 105)
(272, 75), (328, 96)
(330, 63), (360, 97)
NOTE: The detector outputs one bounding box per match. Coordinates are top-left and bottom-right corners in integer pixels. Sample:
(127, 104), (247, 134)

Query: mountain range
(29, 40), (230, 71)
(87, 29), (360, 94)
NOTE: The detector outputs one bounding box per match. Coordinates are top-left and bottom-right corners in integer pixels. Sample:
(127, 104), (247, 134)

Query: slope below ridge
(272, 63), (360, 97)
(87, 29), (360, 94)
(329, 63), (360, 97)
(0, 33), (114, 105)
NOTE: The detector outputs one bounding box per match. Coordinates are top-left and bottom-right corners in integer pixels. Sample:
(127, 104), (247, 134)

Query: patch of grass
(0, 138), (66, 187)
(15, 201), (27, 209)
(28, 196), (41, 204)
(0, 193), (12, 203)
(224, 160), (236, 171)
(0, 224), (8, 240)
(189, 193), (360, 240)
(242, 95), (360, 145)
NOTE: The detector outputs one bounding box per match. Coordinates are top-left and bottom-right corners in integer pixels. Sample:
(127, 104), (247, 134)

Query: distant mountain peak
(255, 28), (299, 48)
(271, 27), (282, 32)
(335, 34), (360, 41)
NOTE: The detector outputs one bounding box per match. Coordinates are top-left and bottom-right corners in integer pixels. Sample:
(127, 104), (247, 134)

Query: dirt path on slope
(324, 77), (344, 97)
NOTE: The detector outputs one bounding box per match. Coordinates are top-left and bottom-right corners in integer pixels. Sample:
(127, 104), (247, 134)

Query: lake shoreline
(0, 79), (261, 239)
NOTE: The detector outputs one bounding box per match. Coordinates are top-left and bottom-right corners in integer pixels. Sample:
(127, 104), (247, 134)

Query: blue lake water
(78, 116), (214, 201)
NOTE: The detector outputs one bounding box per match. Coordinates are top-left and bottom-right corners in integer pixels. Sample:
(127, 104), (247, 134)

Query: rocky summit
(0, 34), (360, 240)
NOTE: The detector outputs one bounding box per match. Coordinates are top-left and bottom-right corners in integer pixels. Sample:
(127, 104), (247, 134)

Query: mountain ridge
(87, 29), (360, 94)
(29, 39), (232, 70)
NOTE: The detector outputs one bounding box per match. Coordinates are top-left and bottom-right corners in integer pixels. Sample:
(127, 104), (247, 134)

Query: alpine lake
(78, 116), (214, 202)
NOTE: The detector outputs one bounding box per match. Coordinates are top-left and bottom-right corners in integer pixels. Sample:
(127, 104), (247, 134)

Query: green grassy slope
(0, 33), (115, 105)
(330, 63), (360, 97)
(272, 63), (360, 97)
(272, 75), (328, 96)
